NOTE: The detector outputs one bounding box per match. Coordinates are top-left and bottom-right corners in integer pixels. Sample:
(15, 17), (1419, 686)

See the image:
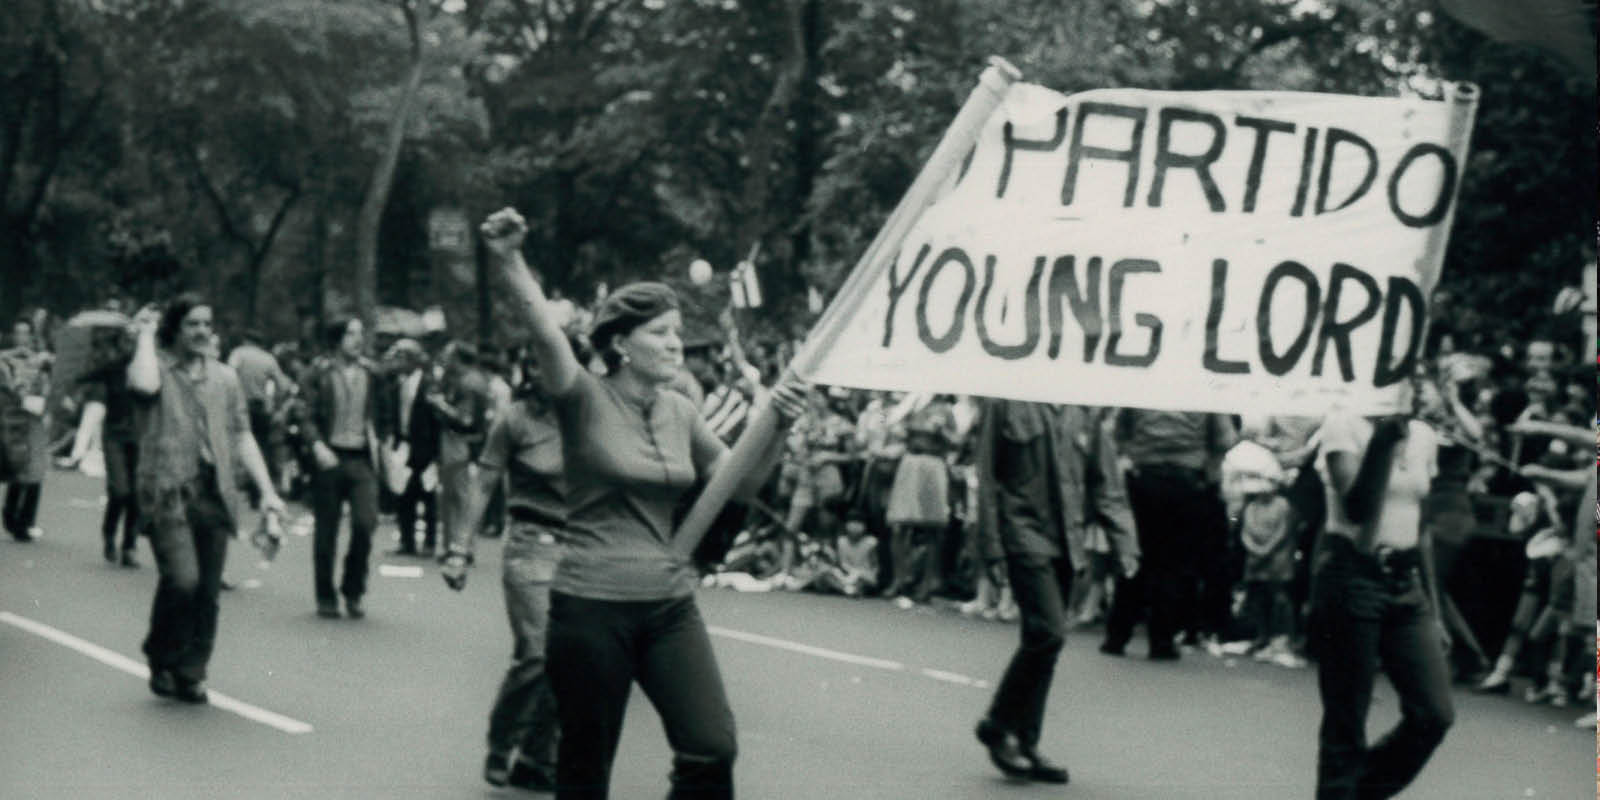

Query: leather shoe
(120, 550), (140, 568)
(344, 596), (365, 620)
(104, 539), (118, 563)
(483, 752), (511, 787)
(1099, 641), (1126, 657)
(173, 679), (208, 704)
(1020, 749), (1069, 784)
(507, 759), (556, 792)
(148, 668), (177, 698)
(316, 601), (341, 619)
(974, 718), (1031, 779)
(1148, 646), (1181, 661)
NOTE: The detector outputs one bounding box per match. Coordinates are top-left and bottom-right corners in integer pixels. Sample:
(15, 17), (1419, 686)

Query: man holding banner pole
(972, 399), (1138, 784)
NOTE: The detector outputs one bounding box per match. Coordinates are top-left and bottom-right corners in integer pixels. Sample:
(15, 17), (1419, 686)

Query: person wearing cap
(1307, 380), (1453, 800)
(479, 206), (807, 800)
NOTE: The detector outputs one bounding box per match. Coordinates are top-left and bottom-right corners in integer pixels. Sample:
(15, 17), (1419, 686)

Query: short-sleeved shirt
(551, 371), (725, 600)
(477, 397), (566, 532)
(1316, 412), (1437, 550)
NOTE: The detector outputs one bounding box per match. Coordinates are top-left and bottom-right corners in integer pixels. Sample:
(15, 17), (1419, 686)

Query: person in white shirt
(1308, 381), (1453, 799)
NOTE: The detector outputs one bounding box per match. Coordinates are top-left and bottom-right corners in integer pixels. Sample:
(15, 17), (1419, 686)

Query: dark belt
(331, 445), (367, 458)
(1324, 533), (1421, 579)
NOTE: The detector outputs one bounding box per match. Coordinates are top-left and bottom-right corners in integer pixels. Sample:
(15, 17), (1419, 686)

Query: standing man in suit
(298, 317), (393, 619)
(972, 400), (1139, 785)
(389, 340), (438, 556)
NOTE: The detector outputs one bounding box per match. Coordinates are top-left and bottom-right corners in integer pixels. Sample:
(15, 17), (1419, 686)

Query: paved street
(1, 471), (1592, 799)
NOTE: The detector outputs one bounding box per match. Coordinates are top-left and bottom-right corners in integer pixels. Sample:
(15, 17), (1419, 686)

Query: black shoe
(1020, 749), (1070, 784)
(219, 578), (235, 591)
(173, 679), (209, 704)
(104, 539), (118, 564)
(483, 752), (511, 787)
(316, 601), (341, 619)
(344, 596), (365, 620)
(1148, 646), (1181, 661)
(507, 759), (556, 792)
(1099, 641), (1126, 657)
(974, 718), (1032, 779)
(120, 550), (140, 569)
(149, 668), (177, 698)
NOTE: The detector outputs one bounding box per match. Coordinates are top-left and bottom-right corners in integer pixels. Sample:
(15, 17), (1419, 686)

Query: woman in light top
(1309, 378), (1453, 800)
(480, 207), (807, 800)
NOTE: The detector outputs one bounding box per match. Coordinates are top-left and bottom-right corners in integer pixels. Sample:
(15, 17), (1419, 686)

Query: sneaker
(1577, 673), (1595, 702)
(1270, 650), (1308, 669)
(1575, 712), (1597, 729)
(1546, 684), (1570, 708)
(893, 596), (915, 610)
(1475, 670), (1512, 694)
(1219, 640), (1255, 656)
(1253, 645), (1277, 663)
(1201, 637), (1226, 658)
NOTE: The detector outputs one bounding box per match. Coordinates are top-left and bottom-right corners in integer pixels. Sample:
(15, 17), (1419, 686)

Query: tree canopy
(1, 0), (1591, 355)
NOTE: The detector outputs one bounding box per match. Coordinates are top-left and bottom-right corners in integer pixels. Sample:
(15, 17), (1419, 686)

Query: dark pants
(487, 524), (562, 770)
(395, 468), (437, 551)
(1310, 536), (1454, 800)
(546, 593), (736, 800)
(310, 451), (378, 605)
(1105, 467), (1212, 655)
(102, 440), (140, 551)
(986, 554), (1075, 749)
(3, 481), (41, 536)
(142, 469), (232, 683)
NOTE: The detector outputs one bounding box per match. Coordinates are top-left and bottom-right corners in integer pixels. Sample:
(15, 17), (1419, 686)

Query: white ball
(688, 259), (714, 285)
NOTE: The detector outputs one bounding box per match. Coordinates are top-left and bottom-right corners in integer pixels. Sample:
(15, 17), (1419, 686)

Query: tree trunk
(354, 12), (426, 331)
(733, 0), (808, 309)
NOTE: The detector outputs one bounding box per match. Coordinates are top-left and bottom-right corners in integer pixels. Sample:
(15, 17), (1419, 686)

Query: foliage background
(0, 0), (1592, 356)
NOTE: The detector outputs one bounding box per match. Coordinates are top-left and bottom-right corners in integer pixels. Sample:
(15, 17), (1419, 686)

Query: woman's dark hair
(588, 282), (679, 373)
(322, 316), (357, 351)
(157, 293), (209, 349)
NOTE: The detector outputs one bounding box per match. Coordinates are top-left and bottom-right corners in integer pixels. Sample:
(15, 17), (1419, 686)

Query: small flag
(730, 261), (762, 309)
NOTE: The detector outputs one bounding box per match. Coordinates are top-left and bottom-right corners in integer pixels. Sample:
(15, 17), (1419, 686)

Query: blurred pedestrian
(1, 318), (50, 541)
(972, 400), (1138, 785)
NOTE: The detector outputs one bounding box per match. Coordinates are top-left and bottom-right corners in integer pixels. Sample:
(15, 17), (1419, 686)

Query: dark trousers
(310, 451), (378, 605)
(487, 525), (562, 769)
(3, 481), (41, 536)
(1105, 468), (1211, 655)
(546, 593), (737, 800)
(1310, 536), (1454, 800)
(395, 468), (437, 550)
(142, 470), (232, 683)
(985, 554), (1075, 749)
(102, 440), (140, 551)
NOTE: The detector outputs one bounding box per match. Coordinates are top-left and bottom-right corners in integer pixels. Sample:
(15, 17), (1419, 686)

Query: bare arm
(447, 465), (503, 560)
(126, 309), (161, 396)
(236, 432), (284, 513)
(481, 209), (581, 397)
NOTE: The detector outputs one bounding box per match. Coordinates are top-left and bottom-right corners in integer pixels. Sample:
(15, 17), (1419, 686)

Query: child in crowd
(1237, 475), (1305, 668)
(823, 511), (881, 597)
(1475, 490), (1570, 701)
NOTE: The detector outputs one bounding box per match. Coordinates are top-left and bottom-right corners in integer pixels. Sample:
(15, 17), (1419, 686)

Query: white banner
(806, 83), (1475, 416)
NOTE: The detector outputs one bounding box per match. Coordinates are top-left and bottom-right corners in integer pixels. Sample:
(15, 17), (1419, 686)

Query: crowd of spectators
(5, 292), (1595, 730)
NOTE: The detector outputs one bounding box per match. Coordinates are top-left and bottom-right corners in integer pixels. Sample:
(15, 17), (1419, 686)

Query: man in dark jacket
(972, 400), (1139, 785)
(298, 317), (394, 619)
(390, 341), (439, 555)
